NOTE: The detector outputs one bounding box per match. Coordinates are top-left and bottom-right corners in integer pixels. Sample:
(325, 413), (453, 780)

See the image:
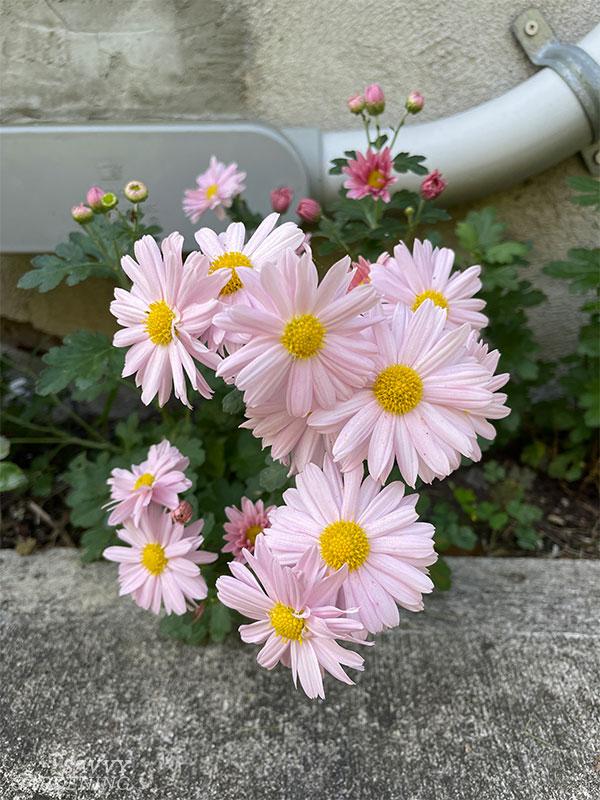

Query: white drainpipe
(320, 23), (600, 204)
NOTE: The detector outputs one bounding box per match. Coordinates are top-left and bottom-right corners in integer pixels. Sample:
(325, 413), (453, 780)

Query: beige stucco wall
(1, 0), (598, 356)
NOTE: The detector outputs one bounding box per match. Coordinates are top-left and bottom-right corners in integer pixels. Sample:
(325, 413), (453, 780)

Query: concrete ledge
(0, 550), (598, 800)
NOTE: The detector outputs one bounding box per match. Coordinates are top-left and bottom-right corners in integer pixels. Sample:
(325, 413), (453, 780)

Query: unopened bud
(364, 83), (385, 115)
(171, 500), (193, 525)
(296, 197), (322, 224)
(86, 186), (105, 211)
(347, 93), (365, 114)
(71, 204), (94, 224)
(124, 180), (148, 203)
(404, 206), (415, 220)
(100, 192), (118, 212)
(405, 91), (425, 114)
(270, 186), (293, 214)
(420, 170), (447, 201)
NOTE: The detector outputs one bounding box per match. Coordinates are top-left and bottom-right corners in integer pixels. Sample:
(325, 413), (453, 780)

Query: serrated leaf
(222, 388), (244, 415)
(81, 526), (119, 563)
(18, 233), (115, 293)
(36, 331), (124, 400)
(209, 601), (233, 643)
(393, 152), (428, 175)
(259, 462), (289, 492)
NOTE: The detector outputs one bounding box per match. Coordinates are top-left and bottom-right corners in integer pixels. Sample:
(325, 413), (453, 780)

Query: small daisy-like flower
(342, 148), (397, 202)
(194, 213), (304, 351)
(223, 497), (275, 561)
(106, 440), (191, 526)
(464, 331), (510, 449)
(309, 302), (509, 486)
(214, 250), (379, 417)
(110, 233), (226, 407)
(183, 156), (246, 223)
(371, 239), (488, 331)
(240, 399), (333, 475)
(216, 536), (366, 699)
(103, 505), (217, 615)
(266, 458), (436, 634)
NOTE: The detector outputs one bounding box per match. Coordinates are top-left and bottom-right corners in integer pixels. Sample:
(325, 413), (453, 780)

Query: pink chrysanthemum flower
(348, 256), (372, 292)
(265, 458), (436, 634)
(342, 148), (397, 202)
(106, 440), (191, 526)
(240, 399), (333, 475)
(222, 497), (275, 561)
(183, 156), (246, 223)
(110, 233), (225, 407)
(214, 251), (379, 417)
(194, 213), (304, 351)
(216, 536), (366, 699)
(371, 239), (488, 331)
(103, 505), (217, 615)
(464, 331), (510, 453)
(309, 302), (510, 486)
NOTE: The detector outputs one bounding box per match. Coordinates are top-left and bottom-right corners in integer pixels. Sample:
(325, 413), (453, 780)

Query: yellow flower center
(269, 602), (305, 641)
(145, 300), (176, 345)
(412, 289), (449, 312)
(367, 169), (386, 189)
(205, 183), (218, 199)
(319, 520), (370, 572)
(208, 251), (253, 296)
(245, 524), (262, 545)
(373, 364), (423, 415)
(141, 542), (168, 576)
(281, 314), (326, 359)
(133, 472), (155, 490)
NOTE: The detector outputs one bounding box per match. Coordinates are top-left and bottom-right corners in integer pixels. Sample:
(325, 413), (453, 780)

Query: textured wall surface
(1, 0), (598, 355)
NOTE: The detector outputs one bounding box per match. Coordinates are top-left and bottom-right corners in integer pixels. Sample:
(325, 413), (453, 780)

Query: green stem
(389, 111), (409, 151)
(99, 385), (118, 429)
(361, 113), (371, 148)
(9, 436), (117, 451)
(3, 412), (118, 452)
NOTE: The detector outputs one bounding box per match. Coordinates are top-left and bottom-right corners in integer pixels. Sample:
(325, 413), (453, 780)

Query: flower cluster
(103, 440), (217, 615)
(105, 174), (509, 696)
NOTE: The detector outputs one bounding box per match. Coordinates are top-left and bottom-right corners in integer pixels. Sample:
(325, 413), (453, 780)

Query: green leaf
(0, 436), (9, 460)
(259, 461), (289, 492)
(81, 526), (119, 563)
(429, 557), (452, 591)
(64, 451), (111, 529)
(393, 152), (428, 175)
(209, 601), (233, 643)
(543, 248), (600, 293)
(456, 208), (505, 257)
(0, 461), (28, 492)
(450, 525), (477, 551)
(17, 231), (115, 292)
(485, 241), (530, 264)
(222, 388), (244, 415)
(36, 331), (124, 400)
(567, 175), (600, 209)
(159, 610), (210, 645)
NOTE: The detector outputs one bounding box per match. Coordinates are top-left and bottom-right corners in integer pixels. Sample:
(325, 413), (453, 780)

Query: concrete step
(0, 550), (598, 800)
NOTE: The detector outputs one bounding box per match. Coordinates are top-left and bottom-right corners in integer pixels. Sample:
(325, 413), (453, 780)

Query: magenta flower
(309, 302), (510, 486)
(371, 239), (488, 331)
(183, 156), (246, 223)
(347, 93), (365, 114)
(86, 185), (105, 211)
(216, 536), (366, 699)
(106, 440), (191, 526)
(240, 399), (334, 475)
(223, 497), (275, 561)
(406, 91), (425, 114)
(266, 458), (437, 633)
(343, 148), (397, 202)
(104, 505), (217, 615)
(420, 169), (447, 200)
(214, 250), (379, 417)
(110, 233), (225, 407)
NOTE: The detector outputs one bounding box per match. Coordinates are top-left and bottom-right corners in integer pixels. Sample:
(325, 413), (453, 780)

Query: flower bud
(404, 206), (415, 220)
(420, 170), (447, 200)
(405, 91), (425, 114)
(100, 192), (118, 212)
(71, 204), (94, 224)
(364, 83), (385, 115)
(171, 500), (193, 525)
(124, 180), (148, 203)
(296, 198), (322, 224)
(86, 185), (105, 211)
(270, 186), (293, 214)
(347, 93), (365, 114)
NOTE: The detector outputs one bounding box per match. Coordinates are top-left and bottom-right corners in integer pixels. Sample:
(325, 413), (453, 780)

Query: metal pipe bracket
(512, 8), (600, 175)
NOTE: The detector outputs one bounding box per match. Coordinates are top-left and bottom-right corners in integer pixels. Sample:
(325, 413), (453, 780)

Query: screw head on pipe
(525, 20), (538, 36)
